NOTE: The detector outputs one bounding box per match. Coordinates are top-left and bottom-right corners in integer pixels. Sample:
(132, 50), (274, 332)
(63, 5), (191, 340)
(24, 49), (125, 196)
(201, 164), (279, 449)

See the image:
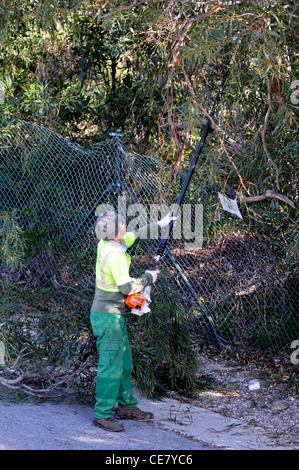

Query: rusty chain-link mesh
(1, 120), (298, 355)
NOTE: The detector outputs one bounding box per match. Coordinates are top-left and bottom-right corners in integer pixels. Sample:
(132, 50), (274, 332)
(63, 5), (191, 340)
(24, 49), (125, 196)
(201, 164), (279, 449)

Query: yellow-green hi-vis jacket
(91, 222), (159, 315)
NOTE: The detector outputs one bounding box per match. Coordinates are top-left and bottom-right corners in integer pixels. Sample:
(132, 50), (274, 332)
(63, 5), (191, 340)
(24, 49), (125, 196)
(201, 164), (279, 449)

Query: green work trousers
(90, 312), (138, 419)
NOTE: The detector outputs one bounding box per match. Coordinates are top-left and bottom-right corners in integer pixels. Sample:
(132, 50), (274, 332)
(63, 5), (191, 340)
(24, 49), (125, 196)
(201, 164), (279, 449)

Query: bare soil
(172, 353), (299, 449)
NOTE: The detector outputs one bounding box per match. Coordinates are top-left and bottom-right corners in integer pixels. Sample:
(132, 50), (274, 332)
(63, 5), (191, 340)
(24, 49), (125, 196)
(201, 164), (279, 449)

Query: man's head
(95, 211), (125, 240)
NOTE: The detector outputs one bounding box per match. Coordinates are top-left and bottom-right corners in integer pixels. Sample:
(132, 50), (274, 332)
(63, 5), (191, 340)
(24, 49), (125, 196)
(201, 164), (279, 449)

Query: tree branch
(241, 190), (295, 208)
(261, 79), (280, 190)
(173, 54), (250, 195)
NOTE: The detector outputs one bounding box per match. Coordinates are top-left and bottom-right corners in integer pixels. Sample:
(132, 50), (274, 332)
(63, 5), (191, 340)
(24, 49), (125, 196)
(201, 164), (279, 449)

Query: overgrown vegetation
(1, 0), (298, 251)
(0, 0), (298, 399)
(0, 271), (198, 401)
(128, 273), (199, 398)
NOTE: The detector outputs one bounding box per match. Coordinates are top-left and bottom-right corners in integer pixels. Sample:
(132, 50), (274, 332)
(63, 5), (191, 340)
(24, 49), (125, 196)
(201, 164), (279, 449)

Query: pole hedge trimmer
(125, 41), (240, 317)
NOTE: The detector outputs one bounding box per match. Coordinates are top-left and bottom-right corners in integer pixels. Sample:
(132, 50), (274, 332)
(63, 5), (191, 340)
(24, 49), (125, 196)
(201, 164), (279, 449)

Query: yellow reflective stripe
(96, 278), (118, 291)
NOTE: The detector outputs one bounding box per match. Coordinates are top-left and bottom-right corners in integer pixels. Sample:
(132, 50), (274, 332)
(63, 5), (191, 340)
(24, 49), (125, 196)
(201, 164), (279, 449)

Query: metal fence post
(110, 129), (123, 199)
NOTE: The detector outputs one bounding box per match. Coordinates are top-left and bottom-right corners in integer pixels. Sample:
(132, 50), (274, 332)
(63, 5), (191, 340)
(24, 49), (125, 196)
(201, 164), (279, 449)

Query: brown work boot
(114, 404), (154, 422)
(93, 417), (124, 432)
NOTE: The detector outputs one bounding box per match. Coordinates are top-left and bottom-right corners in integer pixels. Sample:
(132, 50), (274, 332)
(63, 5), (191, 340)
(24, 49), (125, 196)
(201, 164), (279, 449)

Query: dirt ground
(170, 352), (299, 449)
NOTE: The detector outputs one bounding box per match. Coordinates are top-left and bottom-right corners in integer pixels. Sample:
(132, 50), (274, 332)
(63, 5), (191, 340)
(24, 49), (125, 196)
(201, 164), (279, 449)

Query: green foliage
(128, 272), (199, 398)
(0, 282), (94, 402)
(2, 0), (297, 239)
(0, 0), (298, 399)
(0, 0), (81, 39)
(0, 273), (199, 402)
(0, 211), (26, 269)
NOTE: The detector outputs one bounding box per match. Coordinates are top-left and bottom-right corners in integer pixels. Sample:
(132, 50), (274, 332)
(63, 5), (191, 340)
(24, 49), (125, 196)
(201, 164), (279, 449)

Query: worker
(90, 210), (176, 432)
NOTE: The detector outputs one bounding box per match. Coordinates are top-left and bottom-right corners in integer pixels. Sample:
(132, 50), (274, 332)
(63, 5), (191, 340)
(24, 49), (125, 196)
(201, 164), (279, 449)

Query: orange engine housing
(125, 294), (146, 311)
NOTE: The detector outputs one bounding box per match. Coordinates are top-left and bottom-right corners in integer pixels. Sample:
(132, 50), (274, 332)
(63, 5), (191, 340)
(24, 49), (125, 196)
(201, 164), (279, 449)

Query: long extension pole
(150, 43), (240, 349)
(152, 43), (239, 270)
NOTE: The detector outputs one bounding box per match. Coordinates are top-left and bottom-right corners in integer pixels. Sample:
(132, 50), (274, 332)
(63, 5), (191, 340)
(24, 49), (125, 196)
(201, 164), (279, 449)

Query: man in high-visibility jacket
(90, 210), (175, 432)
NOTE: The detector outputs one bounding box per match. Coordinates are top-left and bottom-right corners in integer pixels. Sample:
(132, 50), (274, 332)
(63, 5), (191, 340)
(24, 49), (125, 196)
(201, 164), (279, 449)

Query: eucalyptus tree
(1, 0), (298, 252)
(96, 0), (298, 258)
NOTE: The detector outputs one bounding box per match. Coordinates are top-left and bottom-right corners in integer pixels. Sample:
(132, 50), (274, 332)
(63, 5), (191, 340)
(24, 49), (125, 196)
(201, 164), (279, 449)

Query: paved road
(0, 400), (216, 451)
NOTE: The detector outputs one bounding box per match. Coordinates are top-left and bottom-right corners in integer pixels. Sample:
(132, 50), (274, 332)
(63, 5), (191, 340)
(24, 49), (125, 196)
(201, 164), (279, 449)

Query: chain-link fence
(1, 120), (298, 357)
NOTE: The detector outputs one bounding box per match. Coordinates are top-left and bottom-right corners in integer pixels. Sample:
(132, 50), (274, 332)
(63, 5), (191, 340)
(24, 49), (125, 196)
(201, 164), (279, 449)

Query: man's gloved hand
(157, 211), (178, 228)
(145, 270), (160, 283)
